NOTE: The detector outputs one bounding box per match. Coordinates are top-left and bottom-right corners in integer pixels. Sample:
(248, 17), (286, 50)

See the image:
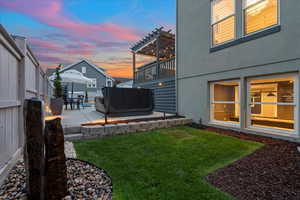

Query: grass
(74, 126), (263, 200)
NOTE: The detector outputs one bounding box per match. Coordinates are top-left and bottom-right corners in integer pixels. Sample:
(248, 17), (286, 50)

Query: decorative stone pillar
(45, 118), (68, 199)
(23, 99), (45, 200)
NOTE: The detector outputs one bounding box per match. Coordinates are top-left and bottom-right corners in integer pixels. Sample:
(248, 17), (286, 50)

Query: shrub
(54, 65), (63, 98)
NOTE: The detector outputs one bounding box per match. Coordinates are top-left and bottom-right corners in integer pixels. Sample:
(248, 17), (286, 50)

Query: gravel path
(205, 127), (300, 200)
(0, 159), (112, 200)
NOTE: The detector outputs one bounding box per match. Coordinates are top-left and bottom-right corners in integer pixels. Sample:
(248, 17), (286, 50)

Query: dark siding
(135, 78), (176, 113)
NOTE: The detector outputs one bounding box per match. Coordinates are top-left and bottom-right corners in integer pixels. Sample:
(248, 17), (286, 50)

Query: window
(244, 0), (278, 35)
(210, 80), (240, 126)
(211, 0), (236, 45)
(87, 78), (97, 88)
(82, 67), (86, 74)
(247, 74), (297, 134)
(107, 80), (112, 87)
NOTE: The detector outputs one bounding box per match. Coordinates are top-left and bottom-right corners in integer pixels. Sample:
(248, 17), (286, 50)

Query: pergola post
(132, 52), (136, 84)
(156, 35), (160, 80)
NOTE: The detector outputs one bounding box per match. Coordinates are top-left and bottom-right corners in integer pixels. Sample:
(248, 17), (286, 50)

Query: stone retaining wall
(66, 118), (192, 141)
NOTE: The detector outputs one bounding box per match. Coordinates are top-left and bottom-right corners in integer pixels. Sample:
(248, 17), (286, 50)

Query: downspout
(175, 0), (179, 114)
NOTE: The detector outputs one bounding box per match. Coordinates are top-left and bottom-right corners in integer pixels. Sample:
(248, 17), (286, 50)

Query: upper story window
(82, 66), (86, 74)
(244, 0), (279, 35)
(87, 78), (97, 88)
(211, 0), (236, 45)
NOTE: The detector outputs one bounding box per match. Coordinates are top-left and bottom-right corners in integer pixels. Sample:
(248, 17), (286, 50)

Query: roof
(60, 59), (114, 80)
(117, 80), (133, 88)
(46, 68), (56, 77)
(113, 77), (132, 83)
(130, 27), (175, 59)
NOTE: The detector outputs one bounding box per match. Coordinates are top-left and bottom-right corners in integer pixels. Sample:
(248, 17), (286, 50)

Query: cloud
(0, 0), (165, 78)
(0, 0), (142, 42)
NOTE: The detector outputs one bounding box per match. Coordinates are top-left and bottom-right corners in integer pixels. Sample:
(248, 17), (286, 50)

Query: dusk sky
(0, 0), (175, 77)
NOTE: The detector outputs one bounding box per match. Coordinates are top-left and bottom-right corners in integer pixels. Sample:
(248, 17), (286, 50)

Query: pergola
(130, 27), (175, 82)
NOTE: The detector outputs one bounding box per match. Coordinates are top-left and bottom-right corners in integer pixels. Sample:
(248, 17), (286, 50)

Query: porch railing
(135, 57), (175, 83)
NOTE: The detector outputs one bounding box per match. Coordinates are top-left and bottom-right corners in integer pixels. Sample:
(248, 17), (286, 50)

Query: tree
(54, 65), (63, 98)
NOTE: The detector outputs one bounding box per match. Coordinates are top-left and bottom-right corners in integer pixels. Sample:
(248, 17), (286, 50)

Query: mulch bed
(0, 159), (112, 200)
(82, 116), (183, 126)
(204, 127), (300, 200)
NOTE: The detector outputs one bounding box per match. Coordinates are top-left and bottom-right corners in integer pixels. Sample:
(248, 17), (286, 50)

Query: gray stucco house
(50, 59), (114, 101)
(177, 0), (300, 141)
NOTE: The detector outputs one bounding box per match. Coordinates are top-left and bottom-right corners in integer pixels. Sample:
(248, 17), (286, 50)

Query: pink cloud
(29, 39), (61, 51)
(0, 0), (141, 42)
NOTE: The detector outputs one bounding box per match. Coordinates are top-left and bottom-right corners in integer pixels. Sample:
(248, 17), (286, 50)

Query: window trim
(246, 73), (298, 135)
(210, 0), (281, 52)
(82, 66), (86, 74)
(211, 0), (236, 47)
(210, 79), (241, 127)
(242, 0), (280, 36)
(87, 78), (97, 88)
(106, 79), (113, 87)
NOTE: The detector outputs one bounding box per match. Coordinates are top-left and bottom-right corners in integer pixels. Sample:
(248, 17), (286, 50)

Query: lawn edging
(65, 118), (193, 141)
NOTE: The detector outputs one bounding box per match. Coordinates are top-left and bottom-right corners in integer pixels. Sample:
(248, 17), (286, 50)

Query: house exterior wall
(135, 78), (176, 114)
(61, 61), (111, 100)
(177, 0), (300, 141)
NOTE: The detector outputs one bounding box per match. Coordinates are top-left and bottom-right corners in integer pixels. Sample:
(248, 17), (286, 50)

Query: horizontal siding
(135, 78), (176, 113)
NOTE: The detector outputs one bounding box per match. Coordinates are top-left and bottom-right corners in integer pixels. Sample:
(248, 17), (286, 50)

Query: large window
(244, 0), (278, 35)
(211, 0), (236, 45)
(210, 80), (240, 126)
(247, 74), (297, 134)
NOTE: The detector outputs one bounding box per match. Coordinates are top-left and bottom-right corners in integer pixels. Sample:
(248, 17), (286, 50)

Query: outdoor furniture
(49, 70), (93, 110)
(95, 87), (154, 117)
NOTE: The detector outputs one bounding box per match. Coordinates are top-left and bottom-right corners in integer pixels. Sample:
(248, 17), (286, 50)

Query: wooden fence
(0, 25), (53, 184)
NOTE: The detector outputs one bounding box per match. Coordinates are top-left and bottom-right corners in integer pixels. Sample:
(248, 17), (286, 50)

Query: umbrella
(50, 69), (93, 99)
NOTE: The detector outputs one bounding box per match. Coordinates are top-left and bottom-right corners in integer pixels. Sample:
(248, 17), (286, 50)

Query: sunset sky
(0, 0), (175, 77)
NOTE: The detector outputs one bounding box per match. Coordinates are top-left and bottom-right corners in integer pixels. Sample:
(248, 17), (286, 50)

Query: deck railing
(135, 57), (175, 83)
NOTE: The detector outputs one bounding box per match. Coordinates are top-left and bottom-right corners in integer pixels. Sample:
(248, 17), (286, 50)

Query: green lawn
(74, 126), (263, 200)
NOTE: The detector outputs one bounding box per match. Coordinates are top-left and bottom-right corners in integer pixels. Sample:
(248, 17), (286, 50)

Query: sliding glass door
(247, 73), (298, 134)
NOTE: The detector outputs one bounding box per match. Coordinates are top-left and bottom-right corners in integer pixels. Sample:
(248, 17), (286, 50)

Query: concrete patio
(61, 106), (177, 135)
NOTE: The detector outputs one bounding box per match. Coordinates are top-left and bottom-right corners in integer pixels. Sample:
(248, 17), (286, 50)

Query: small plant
(54, 64), (63, 98)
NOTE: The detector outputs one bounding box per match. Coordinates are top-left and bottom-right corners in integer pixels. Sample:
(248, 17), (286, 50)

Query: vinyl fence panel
(0, 34), (22, 170)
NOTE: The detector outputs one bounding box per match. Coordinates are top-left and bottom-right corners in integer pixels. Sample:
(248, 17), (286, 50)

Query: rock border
(65, 118), (193, 141)
(0, 158), (113, 200)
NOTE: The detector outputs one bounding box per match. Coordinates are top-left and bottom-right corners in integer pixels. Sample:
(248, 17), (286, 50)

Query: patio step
(64, 133), (83, 141)
(63, 126), (81, 135)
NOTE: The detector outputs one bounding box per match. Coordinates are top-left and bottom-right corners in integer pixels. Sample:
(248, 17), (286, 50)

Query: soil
(204, 127), (300, 200)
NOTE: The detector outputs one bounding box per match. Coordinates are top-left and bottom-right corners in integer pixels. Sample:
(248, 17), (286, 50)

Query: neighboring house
(48, 59), (114, 100)
(131, 27), (176, 113)
(177, 0), (300, 141)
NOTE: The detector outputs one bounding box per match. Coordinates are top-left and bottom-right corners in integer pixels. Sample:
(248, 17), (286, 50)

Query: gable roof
(60, 59), (114, 81)
(46, 68), (56, 77)
(113, 77), (132, 83)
